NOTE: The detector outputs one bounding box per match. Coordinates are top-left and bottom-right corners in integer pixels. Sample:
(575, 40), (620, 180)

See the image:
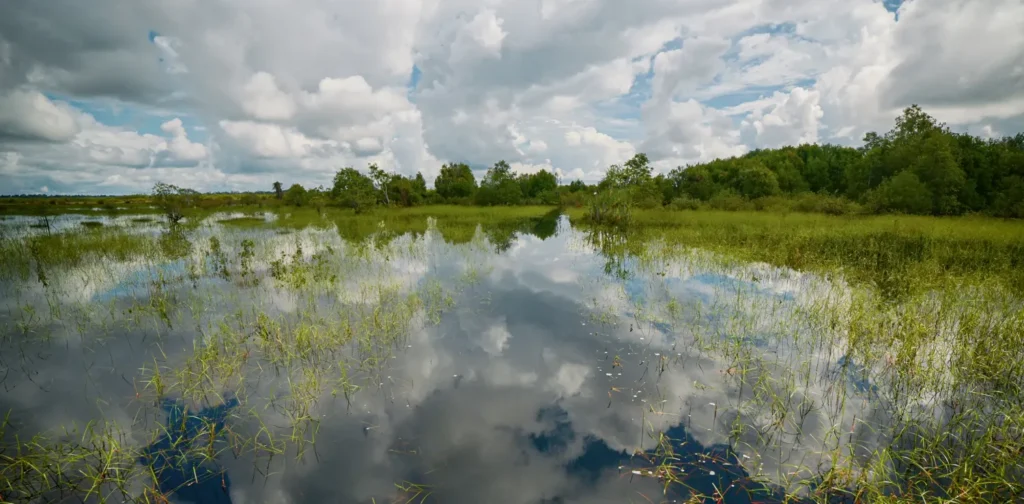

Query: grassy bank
(567, 207), (1024, 295)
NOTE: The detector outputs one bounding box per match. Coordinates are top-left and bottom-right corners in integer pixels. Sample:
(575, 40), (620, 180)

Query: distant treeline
(268, 105), (1023, 217)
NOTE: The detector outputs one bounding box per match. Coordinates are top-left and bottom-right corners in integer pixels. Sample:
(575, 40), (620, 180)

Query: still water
(0, 213), (899, 503)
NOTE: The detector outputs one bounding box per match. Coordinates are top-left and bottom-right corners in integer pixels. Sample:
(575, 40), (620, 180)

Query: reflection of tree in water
(484, 210), (563, 253)
(140, 397), (238, 503)
(529, 210), (561, 240)
(580, 226), (640, 281)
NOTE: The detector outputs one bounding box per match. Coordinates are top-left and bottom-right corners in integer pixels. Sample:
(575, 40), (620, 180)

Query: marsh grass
(572, 214), (1024, 502)
(567, 209), (1024, 296)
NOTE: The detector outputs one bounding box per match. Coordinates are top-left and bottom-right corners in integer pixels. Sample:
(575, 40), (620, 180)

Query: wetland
(1, 206), (1023, 503)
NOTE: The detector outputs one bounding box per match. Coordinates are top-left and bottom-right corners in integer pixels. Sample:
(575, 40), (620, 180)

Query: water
(0, 213), (950, 503)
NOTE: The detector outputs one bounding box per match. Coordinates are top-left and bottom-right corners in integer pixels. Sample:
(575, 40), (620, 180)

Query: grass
(569, 209), (1024, 502)
(1, 206), (1022, 502)
(567, 208), (1024, 295)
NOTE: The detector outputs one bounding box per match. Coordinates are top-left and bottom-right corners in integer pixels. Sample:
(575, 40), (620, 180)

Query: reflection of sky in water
(0, 214), (892, 503)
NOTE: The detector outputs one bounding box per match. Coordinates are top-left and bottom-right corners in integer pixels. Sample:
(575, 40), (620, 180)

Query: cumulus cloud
(0, 89), (80, 142)
(0, 0), (1020, 193)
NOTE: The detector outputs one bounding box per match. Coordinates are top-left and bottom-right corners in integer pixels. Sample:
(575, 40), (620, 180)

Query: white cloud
(161, 118), (208, 161)
(741, 86), (824, 147)
(0, 0), (1020, 193)
(450, 10), (508, 65)
(219, 120), (329, 159)
(0, 89), (80, 142)
(241, 72), (296, 121)
(641, 99), (746, 168)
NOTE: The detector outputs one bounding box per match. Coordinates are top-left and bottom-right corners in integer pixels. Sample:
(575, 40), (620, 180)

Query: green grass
(568, 208), (1024, 295)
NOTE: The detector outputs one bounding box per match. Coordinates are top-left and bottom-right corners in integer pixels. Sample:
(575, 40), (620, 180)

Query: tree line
(163, 105), (1024, 218)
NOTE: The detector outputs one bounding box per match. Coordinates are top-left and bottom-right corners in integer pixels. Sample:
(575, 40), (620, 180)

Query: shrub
(667, 195), (702, 211)
(752, 196), (792, 212)
(559, 191), (588, 209)
(152, 182), (198, 224)
(866, 171), (933, 215)
(586, 189), (632, 227)
(707, 189), (752, 211)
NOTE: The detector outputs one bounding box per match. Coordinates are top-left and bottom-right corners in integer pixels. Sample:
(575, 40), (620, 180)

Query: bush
(586, 189), (632, 227)
(424, 190), (445, 205)
(559, 191), (588, 209)
(752, 196), (792, 212)
(152, 182), (198, 224)
(667, 195), (702, 210)
(791, 192), (861, 216)
(284, 184), (310, 207)
(707, 189), (752, 211)
(628, 182), (664, 209)
(866, 171), (933, 215)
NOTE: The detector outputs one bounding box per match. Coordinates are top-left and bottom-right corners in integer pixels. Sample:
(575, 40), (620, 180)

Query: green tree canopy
(435, 163), (477, 200)
(284, 183), (309, 207)
(331, 167), (377, 213)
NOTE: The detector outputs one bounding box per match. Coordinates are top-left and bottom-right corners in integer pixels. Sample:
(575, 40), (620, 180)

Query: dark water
(0, 214), (881, 503)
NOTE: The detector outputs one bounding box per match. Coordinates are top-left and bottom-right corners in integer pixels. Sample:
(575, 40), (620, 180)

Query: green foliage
(518, 169), (558, 201)
(585, 189), (633, 227)
(993, 175), (1024, 218)
(434, 163), (477, 200)
(476, 160), (523, 206)
(367, 163), (394, 206)
(284, 183), (309, 207)
(736, 162), (781, 198)
(152, 182), (198, 224)
(707, 189), (751, 211)
(867, 170), (934, 214)
(600, 153), (653, 189)
(273, 181), (284, 200)
(648, 105), (1024, 217)
(567, 179), (588, 193)
(667, 195), (702, 210)
(331, 168), (377, 213)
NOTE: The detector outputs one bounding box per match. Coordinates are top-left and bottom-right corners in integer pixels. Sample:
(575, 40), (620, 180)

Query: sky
(0, 0), (1021, 195)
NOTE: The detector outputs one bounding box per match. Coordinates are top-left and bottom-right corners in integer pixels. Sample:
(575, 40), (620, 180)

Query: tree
(273, 181), (284, 200)
(910, 134), (965, 215)
(367, 163), (393, 206)
(519, 169), (558, 200)
(600, 153), (653, 189)
(867, 170), (933, 214)
(435, 163), (477, 200)
(622, 153), (653, 186)
(284, 183), (309, 207)
(387, 175), (422, 207)
(331, 167), (377, 213)
(152, 182), (198, 224)
(737, 163), (780, 199)
(675, 165), (719, 201)
(413, 172), (428, 197)
(567, 180), (588, 193)
(477, 160), (522, 206)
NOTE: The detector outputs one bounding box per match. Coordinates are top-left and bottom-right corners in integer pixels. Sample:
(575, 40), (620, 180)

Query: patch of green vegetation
(569, 208), (1024, 294)
(577, 219), (1024, 502)
(79, 221), (104, 229)
(0, 226), (158, 282)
